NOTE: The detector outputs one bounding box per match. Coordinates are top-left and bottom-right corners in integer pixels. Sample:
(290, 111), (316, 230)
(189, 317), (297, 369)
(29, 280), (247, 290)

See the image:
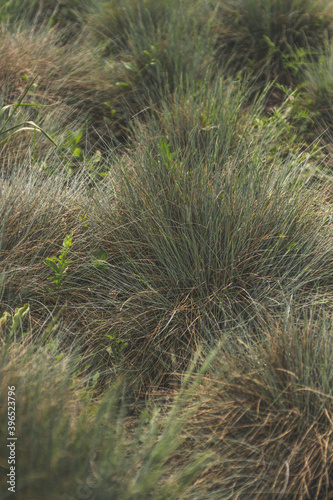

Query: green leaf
(10, 303), (30, 335)
(63, 232), (73, 249)
(104, 334), (115, 340)
(48, 277), (60, 284)
(123, 61), (136, 72)
(92, 249), (108, 261)
(44, 259), (60, 273)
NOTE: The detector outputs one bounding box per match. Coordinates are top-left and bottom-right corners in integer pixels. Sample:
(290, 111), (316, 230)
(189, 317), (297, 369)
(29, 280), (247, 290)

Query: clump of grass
(0, 24), (122, 153)
(130, 75), (304, 170)
(0, 325), (211, 499)
(301, 38), (333, 136)
(86, 0), (171, 55)
(0, 166), (86, 309)
(183, 307), (333, 499)
(85, 96), (333, 387)
(0, 0), (92, 33)
(86, 0), (217, 124)
(212, 0), (333, 87)
(0, 74), (61, 166)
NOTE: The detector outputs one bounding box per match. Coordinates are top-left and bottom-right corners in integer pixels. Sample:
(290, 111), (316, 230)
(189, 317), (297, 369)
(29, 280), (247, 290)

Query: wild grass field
(0, 0), (333, 498)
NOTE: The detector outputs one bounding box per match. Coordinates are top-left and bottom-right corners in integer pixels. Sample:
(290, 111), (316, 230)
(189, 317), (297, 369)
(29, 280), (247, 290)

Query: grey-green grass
(86, 0), (218, 128)
(1, 1), (333, 498)
(212, 0), (333, 87)
(301, 38), (333, 135)
(0, 326), (213, 500)
(0, 0), (93, 31)
(182, 306), (333, 499)
(84, 84), (333, 385)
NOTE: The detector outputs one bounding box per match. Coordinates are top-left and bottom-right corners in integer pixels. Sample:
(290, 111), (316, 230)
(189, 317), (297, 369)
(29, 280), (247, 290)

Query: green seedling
(116, 81), (130, 88)
(44, 233), (73, 292)
(61, 127), (84, 159)
(86, 150), (108, 179)
(160, 136), (176, 167)
(0, 311), (11, 336)
(0, 304), (30, 339)
(91, 249), (109, 270)
(10, 304), (30, 337)
(79, 213), (89, 228)
(123, 61), (137, 72)
(105, 331), (128, 361)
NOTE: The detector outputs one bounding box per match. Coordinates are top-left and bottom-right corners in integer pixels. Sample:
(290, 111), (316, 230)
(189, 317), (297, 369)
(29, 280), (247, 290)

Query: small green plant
(0, 311), (11, 335)
(0, 304), (30, 340)
(60, 126), (84, 159)
(44, 233), (73, 292)
(104, 330), (128, 361)
(160, 136), (176, 167)
(79, 213), (89, 228)
(91, 248), (109, 270)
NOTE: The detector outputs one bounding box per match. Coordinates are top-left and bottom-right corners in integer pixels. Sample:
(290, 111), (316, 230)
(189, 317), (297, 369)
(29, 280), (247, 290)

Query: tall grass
(301, 38), (333, 135)
(212, 0), (333, 87)
(84, 83), (333, 385)
(0, 24), (121, 153)
(0, 327), (212, 499)
(0, 0), (92, 31)
(0, 165), (86, 308)
(1, 1), (333, 497)
(86, 0), (217, 126)
(183, 307), (333, 499)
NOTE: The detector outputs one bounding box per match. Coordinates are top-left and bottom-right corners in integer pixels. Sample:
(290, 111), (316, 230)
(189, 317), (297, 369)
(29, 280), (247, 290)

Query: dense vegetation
(0, 1), (333, 498)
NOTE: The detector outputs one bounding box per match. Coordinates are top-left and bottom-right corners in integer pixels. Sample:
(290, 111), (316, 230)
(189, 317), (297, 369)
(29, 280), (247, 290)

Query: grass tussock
(0, 24), (121, 154)
(301, 39), (333, 135)
(82, 106), (333, 385)
(0, 168), (86, 307)
(0, 0), (92, 30)
(0, 330), (211, 500)
(213, 0), (333, 86)
(183, 308), (333, 499)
